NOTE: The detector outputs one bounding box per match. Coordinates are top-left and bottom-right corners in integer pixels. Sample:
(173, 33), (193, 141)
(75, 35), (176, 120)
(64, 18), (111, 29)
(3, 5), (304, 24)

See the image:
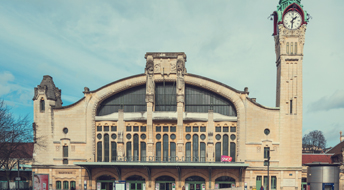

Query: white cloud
(308, 90), (344, 112)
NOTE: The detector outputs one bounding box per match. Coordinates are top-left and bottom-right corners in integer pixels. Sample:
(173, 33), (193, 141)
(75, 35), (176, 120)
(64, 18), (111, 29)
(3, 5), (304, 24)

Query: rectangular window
(156, 142), (161, 161)
(63, 146), (68, 157)
(141, 142), (146, 161)
(170, 142), (176, 162)
(163, 126), (169, 132)
(156, 126), (161, 132)
(200, 127), (206, 132)
(104, 135), (109, 162)
(230, 126), (236, 132)
(264, 176), (268, 190)
(111, 142), (117, 161)
(63, 159), (68, 165)
(70, 181), (76, 189)
(295, 42), (298, 54)
(111, 126), (117, 131)
(193, 126), (199, 132)
(230, 142), (236, 162)
(63, 181), (69, 190)
(256, 176), (262, 190)
(97, 126), (102, 131)
(97, 142), (102, 162)
(133, 126), (139, 132)
(126, 142), (132, 161)
(126, 126), (131, 132)
(170, 126), (176, 132)
(264, 147), (270, 159)
(141, 126), (146, 132)
(271, 176), (277, 190)
(223, 127), (229, 132)
(104, 126), (109, 131)
(216, 127), (221, 132)
(290, 100), (293, 114)
(185, 126), (191, 132)
(215, 142), (221, 162)
(200, 142), (206, 162)
(56, 181), (61, 189)
(185, 142), (191, 162)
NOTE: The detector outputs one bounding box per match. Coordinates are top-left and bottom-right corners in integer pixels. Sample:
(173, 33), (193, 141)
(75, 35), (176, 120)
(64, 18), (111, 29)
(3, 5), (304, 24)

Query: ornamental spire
(277, 0), (303, 12)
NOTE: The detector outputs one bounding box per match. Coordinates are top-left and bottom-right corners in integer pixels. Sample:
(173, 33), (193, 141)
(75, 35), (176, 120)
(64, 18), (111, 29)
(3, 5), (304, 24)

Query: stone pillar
(117, 109), (125, 160)
(145, 55), (155, 160)
(207, 110), (214, 162)
(147, 102), (154, 159)
(176, 55), (186, 160)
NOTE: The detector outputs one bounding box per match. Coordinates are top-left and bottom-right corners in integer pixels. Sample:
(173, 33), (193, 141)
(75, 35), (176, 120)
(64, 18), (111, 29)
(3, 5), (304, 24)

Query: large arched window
(97, 85), (146, 116)
(185, 85), (237, 116)
(155, 82), (176, 111)
(104, 134), (109, 162)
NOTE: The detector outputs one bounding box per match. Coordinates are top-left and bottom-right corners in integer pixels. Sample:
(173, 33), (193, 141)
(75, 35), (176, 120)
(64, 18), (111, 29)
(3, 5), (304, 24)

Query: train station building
(32, 1), (309, 190)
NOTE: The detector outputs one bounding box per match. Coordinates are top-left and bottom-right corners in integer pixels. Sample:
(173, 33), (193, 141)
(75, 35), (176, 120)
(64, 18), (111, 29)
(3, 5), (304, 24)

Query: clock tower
(273, 0), (309, 167)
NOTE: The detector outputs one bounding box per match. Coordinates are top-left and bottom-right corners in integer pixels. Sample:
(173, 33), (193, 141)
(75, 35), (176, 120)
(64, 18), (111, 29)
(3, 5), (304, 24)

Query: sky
(0, 0), (343, 148)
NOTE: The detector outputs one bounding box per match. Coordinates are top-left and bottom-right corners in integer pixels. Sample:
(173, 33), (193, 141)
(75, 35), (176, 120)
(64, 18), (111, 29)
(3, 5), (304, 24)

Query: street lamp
(264, 148), (274, 190)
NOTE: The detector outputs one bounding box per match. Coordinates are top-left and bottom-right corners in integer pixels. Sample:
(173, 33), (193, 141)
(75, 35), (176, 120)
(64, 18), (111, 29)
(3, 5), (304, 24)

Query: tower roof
(277, 0), (302, 12)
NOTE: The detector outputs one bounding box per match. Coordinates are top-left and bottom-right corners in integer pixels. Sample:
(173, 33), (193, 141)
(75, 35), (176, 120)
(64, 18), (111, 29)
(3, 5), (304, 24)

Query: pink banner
(221, 155), (232, 162)
(34, 174), (49, 190)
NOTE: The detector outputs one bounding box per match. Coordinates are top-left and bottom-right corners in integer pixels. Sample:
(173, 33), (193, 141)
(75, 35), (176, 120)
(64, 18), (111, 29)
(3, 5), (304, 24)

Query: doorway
(156, 176), (175, 190)
(215, 176), (235, 189)
(185, 176), (205, 190)
(126, 175), (145, 190)
(97, 175), (116, 190)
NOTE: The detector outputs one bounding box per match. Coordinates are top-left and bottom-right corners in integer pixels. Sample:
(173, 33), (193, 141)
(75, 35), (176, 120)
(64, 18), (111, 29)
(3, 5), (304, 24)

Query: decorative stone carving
(145, 58), (155, 103)
(154, 63), (161, 73)
(33, 75), (63, 107)
(176, 58), (185, 103)
(257, 146), (261, 153)
(83, 87), (90, 93)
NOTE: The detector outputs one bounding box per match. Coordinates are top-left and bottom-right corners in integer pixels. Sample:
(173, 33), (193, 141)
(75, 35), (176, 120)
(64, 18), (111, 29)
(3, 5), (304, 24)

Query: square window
(156, 126), (161, 132)
(193, 126), (199, 132)
(216, 127), (221, 132)
(163, 126), (169, 132)
(111, 126), (117, 131)
(223, 127), (229, 132)
(63, 159), (68, 165)
(97, 126), (102, 131)
(200, 127), (206, 132)
(104, 126), (109, 131)
(133, 126), (139, 132)
(185, 126), (191, 132)
(230, 126), (236, 132)
(170, 126), (176, 132)
(126, 126), (132, 132)
(141, 126), (146, 132)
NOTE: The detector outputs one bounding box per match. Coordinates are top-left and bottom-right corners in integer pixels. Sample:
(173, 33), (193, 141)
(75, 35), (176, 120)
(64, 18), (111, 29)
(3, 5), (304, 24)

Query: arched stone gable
(92, 170), (118, 181)
(181, 172), (208, 182)
(212, 172), (239, 184)
(85, 74), (247, 159)
(152, 172), (178, 181)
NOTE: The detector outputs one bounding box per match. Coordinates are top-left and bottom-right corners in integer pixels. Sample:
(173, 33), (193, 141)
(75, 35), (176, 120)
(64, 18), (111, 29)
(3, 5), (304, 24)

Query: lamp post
(264, 149), (274, 190)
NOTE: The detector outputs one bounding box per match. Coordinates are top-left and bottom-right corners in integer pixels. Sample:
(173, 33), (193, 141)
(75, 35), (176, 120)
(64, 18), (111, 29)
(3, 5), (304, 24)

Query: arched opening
(185, 176), (205, 190)
(40, 98), (45, 112)
(97, 175), (116, 190)
(215, 176), (235, 189)
(155, 176), (175, 190)
(126, 175), (145, 190)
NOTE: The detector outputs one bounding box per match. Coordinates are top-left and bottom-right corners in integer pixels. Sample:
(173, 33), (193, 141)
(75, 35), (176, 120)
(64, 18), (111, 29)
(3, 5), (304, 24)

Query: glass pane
(97, 126), (102, 131)
(185, 142), (191, 162)
(104, 126), (109, 131)
(63, 146), (68, 157)
(56, 181), (61, 189)
(155, 82), (177, 111)
(163, 135), (169, 161)
(271, 176), (277, 190)
(97, 142), (102, 162)
(170, 126), (176, 132)
(170, 142), (176, 162)
(223, 127), (228, 132)
(264, 176), (268, 190)
(141, 126), (146, 132)
(230, 142), (236, 162)
(111, 142), (117, 161)
(127, 142), (132, 161)
(97, 85), (146, 116)
(104, 134), (109, 162)
(264, 147), (270, 158)
(163, 126), (169, 132)
(156, 142), (161, 161)
(256, 176), (262, 190)
(134, 134), (139, 161)
(215, 142), (221, 162)
(186, 126), (191, 132)
(137, 183), (142, 190)
(111, 126), (117, 131)
(193, 135), (199, 161)
(133, 126), (139, 132)
(141, 142), (146, 161)
(127, 126), (132, 132)
(193, 126), (199, 132)
(200, 142), (206, 162)
(223, 135), (228, 156)
(230, 127), (236, 132)
(156, 126), (161, 132)
(216, 127), (221, 132)
(200, 127), (206, 132)
(131, 183), (135, 189)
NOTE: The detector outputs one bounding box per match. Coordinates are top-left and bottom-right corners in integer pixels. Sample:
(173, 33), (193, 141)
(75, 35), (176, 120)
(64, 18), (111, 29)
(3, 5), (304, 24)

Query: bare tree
(0, 99), (33, 187)
(302, 130), (327, 150)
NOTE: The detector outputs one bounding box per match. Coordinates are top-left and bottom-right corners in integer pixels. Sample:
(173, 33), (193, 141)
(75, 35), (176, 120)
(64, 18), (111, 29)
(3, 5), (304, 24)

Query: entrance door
(157, 181), (174, 190)
(100, 182), (113, 190)
(128, 181), (144, 190)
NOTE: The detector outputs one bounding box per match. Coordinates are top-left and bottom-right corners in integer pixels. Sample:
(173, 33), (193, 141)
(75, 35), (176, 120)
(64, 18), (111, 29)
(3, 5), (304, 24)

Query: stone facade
(32, 2), (309, 190)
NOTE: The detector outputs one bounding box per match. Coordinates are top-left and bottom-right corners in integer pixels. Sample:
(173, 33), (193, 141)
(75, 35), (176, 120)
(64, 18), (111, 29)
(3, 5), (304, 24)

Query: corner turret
(33, 75), (62, 107)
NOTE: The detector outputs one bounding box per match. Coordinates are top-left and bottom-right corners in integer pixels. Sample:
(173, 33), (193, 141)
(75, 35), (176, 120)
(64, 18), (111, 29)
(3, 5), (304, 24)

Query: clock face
(283, 11), (302, 30)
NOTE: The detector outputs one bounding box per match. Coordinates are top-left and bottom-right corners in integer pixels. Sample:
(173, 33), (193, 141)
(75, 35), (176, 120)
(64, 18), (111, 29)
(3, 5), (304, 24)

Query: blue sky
(1, 0), (344, 148)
